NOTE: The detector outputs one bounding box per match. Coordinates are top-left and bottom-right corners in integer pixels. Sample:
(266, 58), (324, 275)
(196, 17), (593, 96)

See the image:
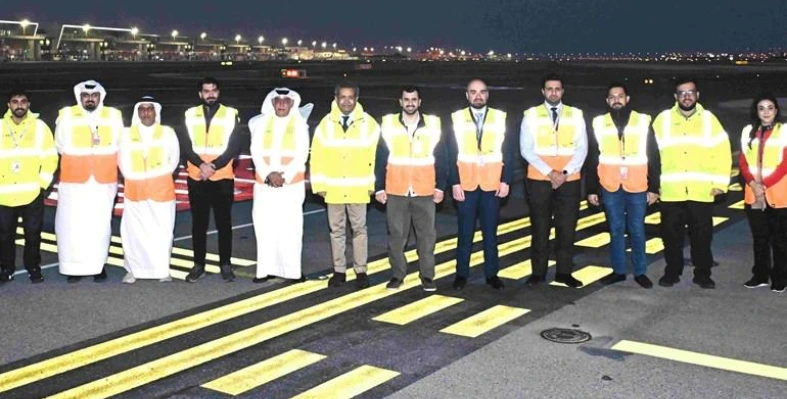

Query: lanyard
(469, 108), (488, 150)
(3, 120), (31, 148)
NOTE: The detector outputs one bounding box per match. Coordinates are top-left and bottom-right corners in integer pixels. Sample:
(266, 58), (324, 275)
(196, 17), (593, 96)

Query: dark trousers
(456, 188), (500, 278)
(387, 195), (436, 280)
(187, 178), (234, 266)
(527, 179), (581, 276)
(0, 192), (44, 274)
(660, 201), (714, 279)
(746, 205), (787, 284)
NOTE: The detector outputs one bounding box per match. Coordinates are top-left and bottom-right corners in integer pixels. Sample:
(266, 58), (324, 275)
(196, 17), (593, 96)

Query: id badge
(620, 166), (628, 180)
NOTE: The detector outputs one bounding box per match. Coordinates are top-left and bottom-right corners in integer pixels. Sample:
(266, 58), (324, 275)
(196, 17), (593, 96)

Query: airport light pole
(20, 19), (29, 36)
(200, 32), (207, 41)
(82, 24), (91, 37)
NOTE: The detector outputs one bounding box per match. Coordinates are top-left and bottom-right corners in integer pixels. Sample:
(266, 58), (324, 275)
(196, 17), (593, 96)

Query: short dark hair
(541, 73), (563, 88)
(674, 77), (698, 91)
(400, 85), (420, 98)
(334, 80), (359, 98)
(7, 88), (29, 103)
(607, 83), (628, 96)
(198, 77), (220, 91)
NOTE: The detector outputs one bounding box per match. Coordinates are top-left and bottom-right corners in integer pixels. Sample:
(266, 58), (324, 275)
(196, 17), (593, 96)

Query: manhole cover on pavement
(540, 328), (592, 344)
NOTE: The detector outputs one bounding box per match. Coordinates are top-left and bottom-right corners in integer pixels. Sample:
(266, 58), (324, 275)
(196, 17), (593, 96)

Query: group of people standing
(0, 74), (784, 294)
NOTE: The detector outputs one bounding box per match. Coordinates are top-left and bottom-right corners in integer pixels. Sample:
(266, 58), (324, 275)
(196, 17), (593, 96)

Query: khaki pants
(327, 203), (367, 273)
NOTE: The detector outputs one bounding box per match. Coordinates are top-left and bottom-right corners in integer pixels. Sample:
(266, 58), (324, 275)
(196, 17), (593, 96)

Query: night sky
(10, 0), (787, 53)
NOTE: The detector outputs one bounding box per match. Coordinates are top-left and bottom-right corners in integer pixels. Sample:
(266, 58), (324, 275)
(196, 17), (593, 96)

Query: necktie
(475, 112), (484, 141)
(550, 107), (558, 123)
(341, 115), (349, 131)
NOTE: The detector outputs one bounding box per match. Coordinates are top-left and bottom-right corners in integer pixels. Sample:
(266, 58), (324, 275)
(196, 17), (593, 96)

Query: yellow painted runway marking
(712, 216), (728, 226)
(202, 349), (326, 396)
(576, 232), (611, 248)
(731, 167), (740, 177)
(644, 212), (661, 225)
(550, 265), (612, 287)
(612, 340), (787, 381)
(498, 260), (555, 280)
(373, 295), (464, 326)
(440, 305), (530, 338)
(728, 182), (743, 192)
(729, 200), (745, 210)
(291, 365), (399, 399)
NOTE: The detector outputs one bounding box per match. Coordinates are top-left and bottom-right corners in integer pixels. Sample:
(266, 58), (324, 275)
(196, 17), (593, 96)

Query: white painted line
(173, 208), (325, 242)
(13, 262), (60, 277)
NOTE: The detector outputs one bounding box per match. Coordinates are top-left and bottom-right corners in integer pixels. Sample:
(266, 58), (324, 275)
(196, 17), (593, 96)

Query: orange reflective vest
(741, 123), (787, 208)
(252, 115), (306, 185)
(184, 104), (238, 181)
(592, 111), (652, 193)
(523, 104), (583, 181)
(452, 107), (506, 192)
(381, 113), (441, 196)
(119, 125), (176, 202)
(56, 105), (121, 184)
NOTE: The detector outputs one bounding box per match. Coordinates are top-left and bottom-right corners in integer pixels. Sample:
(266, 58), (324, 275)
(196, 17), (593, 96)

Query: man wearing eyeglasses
(652, 78), (731, 289)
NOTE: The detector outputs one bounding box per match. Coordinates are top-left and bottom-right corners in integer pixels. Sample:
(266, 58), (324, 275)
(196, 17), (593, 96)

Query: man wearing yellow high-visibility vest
(520, 74), (587, 288)
(179, 77), (242, 283)
(55, 80), (123, 283)
(0, 89), (58, 284)
(311, 80), (381, 290)
(449, 78), (513, 291)
(118, 96), (180, 284)
(585, 83), (661, 289)
(249, 88), (310, 283)
(374, 86), (447, 292)
(653, 78), (732, 289)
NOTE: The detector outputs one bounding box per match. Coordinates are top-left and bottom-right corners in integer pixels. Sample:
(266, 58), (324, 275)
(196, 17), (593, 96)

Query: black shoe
(29, 270), (44, 284)
(744, 276), (769, 289)
(555, 273), (584, 288)
(0, 270), (14, 282)
(600, 273), (626, 286)
(452, 276), (467, 290)
(634, 275), (653, 289)
(386, 277), (403, 290)
(658, 275), (680, 287)
(186, 264), (206, 283)
(692, 276), (716, 289)
(356, 273), (370, 289)
(771, 281), (786, 293)
(525, 275), (545, 287)
(93, 268), (107, 283)
(328, 272), (346, 287)
(67, 276), (82, 283)
(252, 276), (271, 284)
(421, 278), (437, 292)
(220, 264), (235, 282)
(289, 276), (307, 284)
(486, 276), (505, 290)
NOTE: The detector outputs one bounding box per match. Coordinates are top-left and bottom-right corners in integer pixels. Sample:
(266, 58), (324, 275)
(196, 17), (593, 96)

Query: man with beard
(448, 78), (513, 291)
(585, 83), (660, 288)
(249, 88), (310, 283)
(652, 78), (731, 289)
(55, 80), (123, 282)
(0, 89), (58, 284)
(118, 96), (180, 284)
(311, 80), (380, 289)
(180, 77), (242, 283)
(520, 74), (587, 288)
(374, 86), (447, 291)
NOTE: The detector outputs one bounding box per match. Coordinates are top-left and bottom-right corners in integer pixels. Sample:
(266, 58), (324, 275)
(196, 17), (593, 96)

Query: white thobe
(118, 124), (180, 279)
(54, 109), (121, 276)
(250, 114), (309, 279)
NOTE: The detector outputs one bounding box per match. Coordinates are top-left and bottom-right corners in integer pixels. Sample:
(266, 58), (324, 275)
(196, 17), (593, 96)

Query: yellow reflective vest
(741, 123), (787, 208)
(653, 103), (731, 202)
(0, 111), (58, 206)
(119, 124), (177, 202)
(523, 104), (583, 181)
(55, 105), (122, 184)
(452, 107), (506, 192)
(184, 104), (238, 181)
(310, 101), (380, 204)
(380, 113), (441, 196)
(592, 111), (652, 193)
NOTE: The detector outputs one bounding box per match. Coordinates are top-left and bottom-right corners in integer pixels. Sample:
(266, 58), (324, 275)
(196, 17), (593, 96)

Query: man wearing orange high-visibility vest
(520, 74), (588, 288)
(55, 80), (123, 283)
(448, 78), (513, 291)
(374, 86), (448, 292)
(0, 89), (58, 284)
(179, 77), (242, 283)
(249, 88), (310, 283)
(585, 83), (661, 289)
(118, 96), (180, 284)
